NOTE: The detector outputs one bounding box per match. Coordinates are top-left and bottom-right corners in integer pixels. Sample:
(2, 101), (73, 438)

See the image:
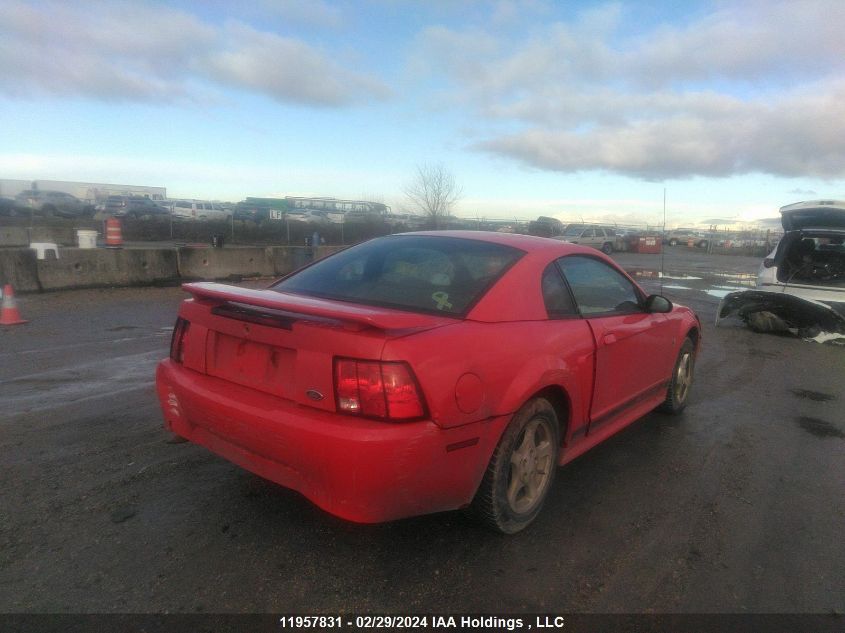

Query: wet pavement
(1, 248), (843, 615)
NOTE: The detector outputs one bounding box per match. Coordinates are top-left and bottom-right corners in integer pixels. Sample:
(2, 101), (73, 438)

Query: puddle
(791, 389), (835, 402)
(705, 289), (735, 298)
(107, 325), (141, 332)
(709, 272), (757, 287)
(627, 269), (702, 280)
(796, 417), (845, 439)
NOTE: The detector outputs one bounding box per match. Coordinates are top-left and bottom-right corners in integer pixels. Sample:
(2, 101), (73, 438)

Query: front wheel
(471, 398), (560, 534)
(658, 338), (695, 414)
(601, 242), (613, 254)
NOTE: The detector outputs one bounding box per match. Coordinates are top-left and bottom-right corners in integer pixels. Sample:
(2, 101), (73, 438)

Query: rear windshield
(272, 235), (524, 316)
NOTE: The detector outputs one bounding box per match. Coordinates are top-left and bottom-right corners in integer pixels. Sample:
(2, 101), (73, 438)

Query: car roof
(392, 230), (600, 256)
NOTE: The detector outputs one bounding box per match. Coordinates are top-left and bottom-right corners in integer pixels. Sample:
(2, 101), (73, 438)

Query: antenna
(660, 188), (667, 294)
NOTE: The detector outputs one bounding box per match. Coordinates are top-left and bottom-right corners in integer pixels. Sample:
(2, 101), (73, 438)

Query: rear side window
(541, 264), (576, 318)
(273, 236), (523, 316)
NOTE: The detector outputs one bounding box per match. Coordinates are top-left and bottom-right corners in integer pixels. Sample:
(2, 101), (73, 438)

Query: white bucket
(77, 229), (98, 249)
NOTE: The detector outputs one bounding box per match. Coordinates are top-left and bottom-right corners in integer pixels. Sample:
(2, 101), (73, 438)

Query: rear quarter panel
(382, 319), (595, 433)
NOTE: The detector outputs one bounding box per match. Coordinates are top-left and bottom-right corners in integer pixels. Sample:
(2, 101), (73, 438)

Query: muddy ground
(1, 248), (843, 614)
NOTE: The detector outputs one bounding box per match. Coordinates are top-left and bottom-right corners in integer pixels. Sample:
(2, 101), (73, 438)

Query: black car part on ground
(716, 290), (845, 337)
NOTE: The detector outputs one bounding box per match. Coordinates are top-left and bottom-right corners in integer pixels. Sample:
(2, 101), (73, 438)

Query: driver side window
(557, 256), (641, 315)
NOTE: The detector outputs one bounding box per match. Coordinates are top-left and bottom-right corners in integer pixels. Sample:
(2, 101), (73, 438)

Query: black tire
(471, 398), (560, 534)
(658, 338), (695, 414)
(669, 238), (678, 246)
(601, 242), (613, 254)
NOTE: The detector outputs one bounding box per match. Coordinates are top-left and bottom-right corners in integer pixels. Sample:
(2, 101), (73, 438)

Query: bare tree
(403, 163), (462, 229)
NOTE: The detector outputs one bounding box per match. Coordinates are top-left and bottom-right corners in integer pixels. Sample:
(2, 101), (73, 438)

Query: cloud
(0, 0), (388, 107)
(788, 188), (817, 196)
(205, 23), (391, 106)
(412, 0), (845, 180)
(477, 80), (845, 179)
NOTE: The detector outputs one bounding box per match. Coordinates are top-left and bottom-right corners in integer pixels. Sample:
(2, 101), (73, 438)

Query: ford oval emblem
(306, 389), (324, 402)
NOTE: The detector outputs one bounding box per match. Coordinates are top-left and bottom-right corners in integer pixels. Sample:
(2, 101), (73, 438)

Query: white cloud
(205, 23), (391, 106)
(412, 0), (845, 180)
(0, 0), (389, 106)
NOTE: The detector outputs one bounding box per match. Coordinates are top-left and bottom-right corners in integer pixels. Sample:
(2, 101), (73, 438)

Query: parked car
(301, 209), (331, 225)
(528, 216), (565, 238)
(170, 199), (230, 221)
(0, 197), (19, 216)
(555, 224), (618, 254)
(104, 195), (170, 218)
(283, 210), (310, 223)
(157, 232), (701, 533)
(14, 189), (91, 218)
(665, 229), (709, 248)
(385, 212), (427, 229)
(756, 200), (845, 312)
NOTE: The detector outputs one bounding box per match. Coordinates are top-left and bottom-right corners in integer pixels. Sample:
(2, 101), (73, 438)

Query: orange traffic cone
(0, 284), (28, 325)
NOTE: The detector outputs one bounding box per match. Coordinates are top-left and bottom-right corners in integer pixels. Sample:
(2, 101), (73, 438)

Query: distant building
(0, 179), (166, 202)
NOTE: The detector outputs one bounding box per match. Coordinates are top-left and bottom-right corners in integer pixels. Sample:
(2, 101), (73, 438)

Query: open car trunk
(775, 231), (845, 288)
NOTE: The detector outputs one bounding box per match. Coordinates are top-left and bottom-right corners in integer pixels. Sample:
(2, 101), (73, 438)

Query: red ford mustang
(156, 231), (700, 533)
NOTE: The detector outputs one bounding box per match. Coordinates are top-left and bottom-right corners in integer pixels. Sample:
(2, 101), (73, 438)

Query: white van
(170, 199), (230, 221)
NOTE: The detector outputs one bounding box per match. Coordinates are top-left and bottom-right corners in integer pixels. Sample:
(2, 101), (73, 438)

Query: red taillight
(169, 318), (190, 363)
(334, 359), (425, 421)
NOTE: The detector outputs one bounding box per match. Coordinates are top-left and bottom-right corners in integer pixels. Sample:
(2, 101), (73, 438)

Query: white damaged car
(718, 200), (845, 340)
(757, 200), (845, 311)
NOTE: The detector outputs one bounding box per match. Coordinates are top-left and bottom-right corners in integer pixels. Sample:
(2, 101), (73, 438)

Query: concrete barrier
(30, 226), (77, 246)
(0, 249), (41, 292)
(177, 246), (275, 280)
(1, 243), (359, 293)
(316, 245), (346, 260)
(266, 245), (347, 277)
(0, 227), (30, 247)
(37, 248), (179, 291)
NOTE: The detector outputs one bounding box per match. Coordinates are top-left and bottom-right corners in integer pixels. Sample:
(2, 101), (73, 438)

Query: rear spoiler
(182, 282), (453, 331)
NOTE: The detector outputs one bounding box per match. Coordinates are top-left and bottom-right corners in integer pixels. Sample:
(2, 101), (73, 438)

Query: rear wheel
(471, 398), (559, 534)
(601, 242), (613, 254)
(658, 338), (695, 414)
(669, 238), (678, 246)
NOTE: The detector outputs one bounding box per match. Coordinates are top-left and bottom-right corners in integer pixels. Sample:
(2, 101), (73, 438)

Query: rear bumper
(156, 360), (505, 523)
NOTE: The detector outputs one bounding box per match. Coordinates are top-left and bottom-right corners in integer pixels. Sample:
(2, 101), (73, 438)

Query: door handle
(603, 333), (617, 345)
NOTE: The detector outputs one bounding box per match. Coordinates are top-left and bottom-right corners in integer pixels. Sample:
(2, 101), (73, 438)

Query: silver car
(555, 224), (617, 254)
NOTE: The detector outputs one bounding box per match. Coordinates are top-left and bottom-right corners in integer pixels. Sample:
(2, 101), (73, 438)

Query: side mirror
(645, 294), (673, 313)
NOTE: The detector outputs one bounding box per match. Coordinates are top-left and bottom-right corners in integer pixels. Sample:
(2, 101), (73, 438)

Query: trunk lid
(175, 283), (453, 410)
(780, 200), (845, 231)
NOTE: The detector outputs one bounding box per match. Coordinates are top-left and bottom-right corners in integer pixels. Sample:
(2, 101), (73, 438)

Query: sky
(1, 0), (844, 228)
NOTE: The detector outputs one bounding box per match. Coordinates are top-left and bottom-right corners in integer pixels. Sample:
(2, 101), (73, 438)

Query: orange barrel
(105, 217), (123, 248)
